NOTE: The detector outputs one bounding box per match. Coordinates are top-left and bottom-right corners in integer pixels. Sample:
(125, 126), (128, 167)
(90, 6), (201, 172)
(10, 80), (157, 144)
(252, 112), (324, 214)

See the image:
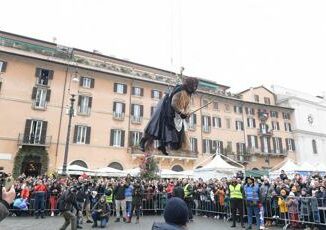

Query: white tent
(272, 159), (301, 172)
(57, 165), (93, 175)
(160, 169), (181, 178)
(299, 162), (316, 172)
(93, 167), (126, 177)
(194, 154), (243, 180)
(124, 167), (141, 177)
(314, 163), (326, 172)
(176, 170), (194, 178)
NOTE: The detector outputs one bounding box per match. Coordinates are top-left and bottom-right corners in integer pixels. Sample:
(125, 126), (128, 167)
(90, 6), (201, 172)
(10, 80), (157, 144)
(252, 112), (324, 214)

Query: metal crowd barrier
(8, 192), (326, 229)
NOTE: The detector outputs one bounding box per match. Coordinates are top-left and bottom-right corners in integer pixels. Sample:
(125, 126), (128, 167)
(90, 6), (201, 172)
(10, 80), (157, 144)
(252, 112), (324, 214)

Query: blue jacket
(124, 185), (133, 198)
(244, 184), (260, 202)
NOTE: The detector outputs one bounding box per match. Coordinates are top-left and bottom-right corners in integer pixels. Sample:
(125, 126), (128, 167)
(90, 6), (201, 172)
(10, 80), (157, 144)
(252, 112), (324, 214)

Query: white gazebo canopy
(57, 165), (93, 175)
(196, 154), (242, 172)
(124, 167), (141, 177)
(93, 167), (126, 177)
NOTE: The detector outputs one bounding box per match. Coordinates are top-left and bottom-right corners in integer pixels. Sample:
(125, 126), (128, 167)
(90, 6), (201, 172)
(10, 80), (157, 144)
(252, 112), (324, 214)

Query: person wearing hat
(152, 197), (188, 230)
(60, 186), (81, 230)
(286, 192), (299, 229)
(91, 195), (110, 228)
(244, 177), (260, 230)
(228, 177), (245, 228)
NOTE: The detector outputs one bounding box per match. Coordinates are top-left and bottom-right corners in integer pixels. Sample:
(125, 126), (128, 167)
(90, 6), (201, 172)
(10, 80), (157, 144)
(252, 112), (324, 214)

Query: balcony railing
(113, 112), (125, 120)
(247, 147), (288, 157)
(32, 101), (47, 110)
(18, 133), (51, 147)
(258, 129), (273, 136)
(131, 116), (142, 124)
(226, 154), (251, 163)
(202, 126), (211, 133)
(78, 107), (91, 116)
(130, 146), (198, 158)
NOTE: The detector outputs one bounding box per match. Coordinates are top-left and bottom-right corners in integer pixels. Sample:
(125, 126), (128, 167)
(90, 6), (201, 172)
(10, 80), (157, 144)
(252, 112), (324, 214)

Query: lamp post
(62, 94), (76, 176)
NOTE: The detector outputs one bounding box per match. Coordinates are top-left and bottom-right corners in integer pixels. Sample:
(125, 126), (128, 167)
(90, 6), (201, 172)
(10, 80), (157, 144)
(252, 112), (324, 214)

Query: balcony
(113, 112), (125, 120)
(248, 148), (288, 157)
(258, 129), (273, 136)
(202, 126), (211, 133)
(226, 154), (251, 164)
(129, 146), (198, 159)
(18, 133), (51, 147)
(131, 116), (142, 124)
(187, 123), (196, 131)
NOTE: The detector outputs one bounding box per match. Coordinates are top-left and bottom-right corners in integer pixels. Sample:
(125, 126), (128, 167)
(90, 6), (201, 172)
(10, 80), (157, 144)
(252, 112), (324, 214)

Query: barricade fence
(9, 192), (326, 228)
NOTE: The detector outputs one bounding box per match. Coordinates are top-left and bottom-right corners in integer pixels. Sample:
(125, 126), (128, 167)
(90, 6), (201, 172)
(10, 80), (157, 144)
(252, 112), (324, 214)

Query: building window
(202, 99), (209, 109)
(247, 118), (256, 128)
(151, 90), (162, 99)
(202, 116), (211, 132)
(284, 122), (292, 132)
(264, 97), (271, 105)
(35, 68), (53, 86)
(213, 101), (219, 110)
(114, 83), (127, 94)
(234, 106), (243, 114)
(0, 60), (7, 73)
(110, 129), (125, 147)
(226, 118), (231, 129)
(23, 119), (48, 145)
(246, 107), (255, 115)
(113, 102), (125, 119)
(129, 131), (142, 146)
(261, 136), (270, 153)
(254, 95), (259, 102)
(213, 140), (223, 154)
(212, 117), (222, 128)
(236, 143), (246, 154)
(80, 77), (94, 88)
(108, 162), (123, 170)
(286, 138), (295, 151)
(132, 87), (143, 96)
(78, 95), (92, 115)
(74, 125), (91, 144)
(312, 140), (318, 154)
(190, 138), (198, 153)
(35, 88), (48, 108)
(171, 165), (184, 172)
(188, 114), (197, 129)
(235, 121), (244, 131)
(271, 121), (280, 130)
(202, 139), (212, 154)
(248, 135), (258, 149)
(150, 106), (157, 116)
(272, 137), (283, 154)
(270, 111), (278, 118)
(283, 112), (291, 120)
(70, 160), (88, 168)
(260, 123), (269, 134)
(131, 104), (143, 123)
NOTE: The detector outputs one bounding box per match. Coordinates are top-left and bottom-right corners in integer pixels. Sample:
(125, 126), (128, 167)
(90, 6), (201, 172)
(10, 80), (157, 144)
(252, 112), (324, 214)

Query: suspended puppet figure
(140, 77), (199, 155)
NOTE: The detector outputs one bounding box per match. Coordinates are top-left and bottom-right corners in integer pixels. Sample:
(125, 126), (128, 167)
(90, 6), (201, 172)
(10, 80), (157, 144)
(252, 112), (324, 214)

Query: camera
(0, 166), (9, 200)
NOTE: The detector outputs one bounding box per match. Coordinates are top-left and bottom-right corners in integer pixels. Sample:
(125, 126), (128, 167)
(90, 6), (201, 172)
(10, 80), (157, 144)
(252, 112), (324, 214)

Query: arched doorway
(171, 165), (184, 172)
(70, 160), (88, 168)
(108, 162), (123, 170)
(21, 155), (41, 177)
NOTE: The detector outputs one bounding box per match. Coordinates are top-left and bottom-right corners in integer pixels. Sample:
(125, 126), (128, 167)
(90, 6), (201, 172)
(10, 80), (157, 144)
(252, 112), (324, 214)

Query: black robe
(144, 85), (186, 150)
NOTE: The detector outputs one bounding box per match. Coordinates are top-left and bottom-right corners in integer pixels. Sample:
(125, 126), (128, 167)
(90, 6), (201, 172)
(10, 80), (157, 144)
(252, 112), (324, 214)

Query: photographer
(0, 186), (16, 222)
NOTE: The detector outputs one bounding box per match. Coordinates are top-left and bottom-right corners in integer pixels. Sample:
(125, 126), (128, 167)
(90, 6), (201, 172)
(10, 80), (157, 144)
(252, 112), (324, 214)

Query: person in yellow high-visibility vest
(105, 183), (114, 216)
(182, 179), (194, 221)
(228, 177), (245, 228)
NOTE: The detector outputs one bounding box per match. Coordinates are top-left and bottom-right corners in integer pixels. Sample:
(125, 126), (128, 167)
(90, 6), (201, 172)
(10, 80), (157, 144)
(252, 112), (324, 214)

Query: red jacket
(34, 184), (47, 192)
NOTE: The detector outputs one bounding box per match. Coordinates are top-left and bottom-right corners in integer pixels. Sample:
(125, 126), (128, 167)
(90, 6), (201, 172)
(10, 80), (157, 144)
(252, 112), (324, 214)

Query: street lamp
(62, 94), (76, 176)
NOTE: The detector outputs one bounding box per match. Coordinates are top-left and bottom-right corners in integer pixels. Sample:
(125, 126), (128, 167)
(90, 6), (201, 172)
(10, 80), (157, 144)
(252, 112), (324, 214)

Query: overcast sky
(1, 0), (326, 96)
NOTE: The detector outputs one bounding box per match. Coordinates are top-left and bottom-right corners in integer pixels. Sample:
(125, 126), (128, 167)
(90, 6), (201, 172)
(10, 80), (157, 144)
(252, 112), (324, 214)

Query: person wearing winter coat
(130, 180), (144, 224)
(286, 192), (299, 229)
(91, 195), (110, 228)
(124, 182), (134, 223)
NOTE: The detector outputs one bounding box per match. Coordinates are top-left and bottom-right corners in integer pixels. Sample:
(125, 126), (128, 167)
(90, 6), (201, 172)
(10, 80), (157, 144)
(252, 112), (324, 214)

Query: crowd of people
(3, 170), (326, 230)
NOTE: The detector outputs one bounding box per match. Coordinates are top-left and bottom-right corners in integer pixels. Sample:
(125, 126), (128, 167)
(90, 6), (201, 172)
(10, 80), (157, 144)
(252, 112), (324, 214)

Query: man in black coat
(60, 187), (81, 230)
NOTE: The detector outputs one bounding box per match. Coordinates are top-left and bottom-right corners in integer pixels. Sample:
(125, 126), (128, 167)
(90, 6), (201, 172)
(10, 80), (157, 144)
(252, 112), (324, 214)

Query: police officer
(228, 177), (245, 228)
(182, 179), (194, 222)
(105, 183), (113, 216)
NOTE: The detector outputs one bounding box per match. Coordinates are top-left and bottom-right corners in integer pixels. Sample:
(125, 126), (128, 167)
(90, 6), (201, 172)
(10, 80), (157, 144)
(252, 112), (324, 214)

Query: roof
(237, 85), (276, 96)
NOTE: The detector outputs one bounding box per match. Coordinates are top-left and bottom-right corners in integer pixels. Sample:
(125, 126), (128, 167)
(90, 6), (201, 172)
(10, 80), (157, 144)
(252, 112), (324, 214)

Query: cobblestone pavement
(0, 215), (282, 230)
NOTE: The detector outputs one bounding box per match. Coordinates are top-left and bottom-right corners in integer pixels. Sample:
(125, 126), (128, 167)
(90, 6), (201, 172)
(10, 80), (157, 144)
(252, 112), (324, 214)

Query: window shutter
(209, 140), (213, 153)
(284, 123), (287, 131)
(151, 90), (154, 98)
(247, 118), (250, 127)
(212, 117), (216, 127)
(254, 136), (258, 148)
(193, 114), (197, 124)
(272, 138), (276, 153)
(24, 119), (32, 142)
(88, 97), (92, 108)
(122, 103), (125, 113)
(40, 121), (48, 144)
(277, 122), (280, 130)
(194, 138), (198, 153)
(289, 124), (292, 132)
(234, 106), (237, 113)
(114, 83), (117, 92)
(285, 138), (289, 150)
(48, 70), (54, 80)
(121, 130), (125, 147)
(131, 104), (134, 116)
(253, 119), (256, 128)
(78, 95), (82, 106)
(245, 107), (249, 114)
(73, 125), (78, 143)
(208, 116), (211, 127)
(90, 78), (95, 88)
(132, 87), (135, 95)
(140, 105), (144, 116)
(201, 116), (204, 126)
(239, 107), (243, 113)
(110, 130), (114, 146)
(35, 68), (42, 77)
(276, 112), (278, 118)
(123, 84), (127, 94)
(113, 102), (117, 112)
(86, 127), (91, 144)
(291, 139), (295, 151)
(140, 88), (144, 96)
(218, 118), (222, 127)
(79, 77), (84, 86)
(0, 61), (7, 72)
(129, 131), (133, 146)
(31, 87), (37, 99)
(46, 89), (51, 102)
(236, 143), (240, 154)
(260, 137), (264, 152)
(202, 140), (206, 153)
(241, 122), (244, 130)
(267, 137), (271, 153)
(248, 135), (252, 148)
(279, 138), (283, 152)
(220, 142), (224, 154)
